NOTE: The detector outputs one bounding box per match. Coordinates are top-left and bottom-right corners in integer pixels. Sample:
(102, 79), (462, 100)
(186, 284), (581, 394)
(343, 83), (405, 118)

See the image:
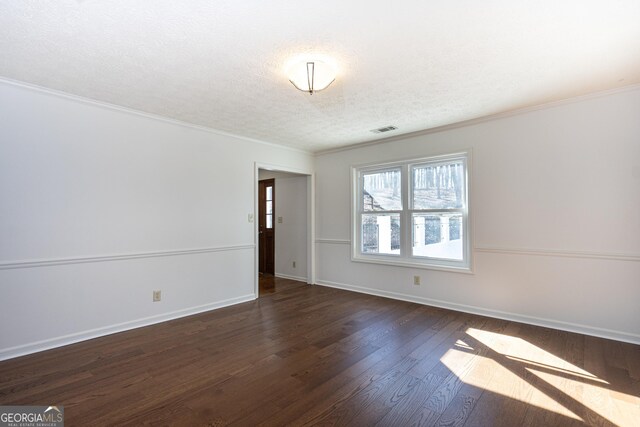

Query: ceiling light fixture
(286, 58), (336, 95)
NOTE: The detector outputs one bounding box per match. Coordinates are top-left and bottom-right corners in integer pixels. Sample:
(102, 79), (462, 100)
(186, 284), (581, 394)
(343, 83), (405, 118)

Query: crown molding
(315, 82), (640, 156)
(0, 77), (312, 156)
(3, 75), (638, 157)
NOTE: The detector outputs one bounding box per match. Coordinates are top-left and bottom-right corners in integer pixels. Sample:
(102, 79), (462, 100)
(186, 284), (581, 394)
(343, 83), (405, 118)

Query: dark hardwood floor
(258, 273), (298, 296)
(1, 277), (638, 426)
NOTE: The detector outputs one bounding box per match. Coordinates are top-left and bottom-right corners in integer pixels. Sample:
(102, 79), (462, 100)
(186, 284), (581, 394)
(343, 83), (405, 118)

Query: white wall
(2, 79), (638, 362)
(273, 176), (308, 281)
(315, 86), (640, 344)
(0, 80), (313, 360)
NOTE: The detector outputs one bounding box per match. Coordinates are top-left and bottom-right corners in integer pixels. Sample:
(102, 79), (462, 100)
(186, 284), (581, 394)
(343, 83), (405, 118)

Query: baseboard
(316, 280), (640, 345)
(0, 294), (256, 361)
(274, 273), (308, 283)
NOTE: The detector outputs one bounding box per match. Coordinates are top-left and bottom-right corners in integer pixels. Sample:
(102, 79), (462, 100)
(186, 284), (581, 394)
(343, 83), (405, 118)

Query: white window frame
(351, 151), (472, 273)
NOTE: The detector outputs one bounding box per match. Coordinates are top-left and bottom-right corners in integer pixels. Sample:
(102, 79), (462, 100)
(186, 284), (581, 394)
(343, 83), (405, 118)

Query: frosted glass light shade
(286, 59), (336, 94)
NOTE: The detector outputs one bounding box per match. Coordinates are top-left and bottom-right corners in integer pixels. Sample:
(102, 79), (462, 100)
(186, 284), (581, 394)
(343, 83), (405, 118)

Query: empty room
(1, 1), (639, 426)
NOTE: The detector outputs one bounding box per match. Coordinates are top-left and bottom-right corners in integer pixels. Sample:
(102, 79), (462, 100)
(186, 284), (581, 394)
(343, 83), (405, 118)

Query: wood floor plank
(303, 356), (420, 426)
(377, 371), (447, 427)
(430, 320), (516, 427)
(258, 316), (451, 426)
(0, 277), (638, 426)
(462, 322), (547, 427)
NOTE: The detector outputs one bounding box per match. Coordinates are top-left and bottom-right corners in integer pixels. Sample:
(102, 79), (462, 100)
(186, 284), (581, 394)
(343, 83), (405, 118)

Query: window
(265, 184), (273, 229)
(352, 152), (471, 271)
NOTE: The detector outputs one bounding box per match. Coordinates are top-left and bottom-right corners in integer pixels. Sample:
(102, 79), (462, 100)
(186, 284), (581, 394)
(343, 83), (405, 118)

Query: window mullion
(402, 164), (410, 259)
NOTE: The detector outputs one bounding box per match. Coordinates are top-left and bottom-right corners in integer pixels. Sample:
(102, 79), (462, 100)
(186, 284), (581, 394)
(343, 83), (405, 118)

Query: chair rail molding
(0, 244), (256, 270)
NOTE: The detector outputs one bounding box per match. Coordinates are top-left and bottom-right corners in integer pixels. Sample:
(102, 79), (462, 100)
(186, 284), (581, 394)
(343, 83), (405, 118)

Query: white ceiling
(1, 1), (639, 152)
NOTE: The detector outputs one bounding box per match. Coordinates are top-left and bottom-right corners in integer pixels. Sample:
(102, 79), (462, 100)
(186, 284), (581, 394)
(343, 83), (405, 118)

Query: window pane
(266, 186), (272, 201)
(412, 162), (464, 209)
(361, 213), (400, 254)
(412, 213), (463, 260)
(362, 169), (402, 211)
(266, 200), (272, 215)
(266, 214), (272, 229)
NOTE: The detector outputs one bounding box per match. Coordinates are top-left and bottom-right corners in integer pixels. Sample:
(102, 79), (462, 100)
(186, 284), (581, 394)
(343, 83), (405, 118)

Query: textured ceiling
(1, 1), (639, 152)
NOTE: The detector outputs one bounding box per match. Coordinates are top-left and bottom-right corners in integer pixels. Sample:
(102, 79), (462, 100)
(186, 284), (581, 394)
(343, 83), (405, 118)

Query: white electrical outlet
(293, 261), (296, 268)
(278, 216), (283, 223)
(413, 276), (421, 286)
(153, 290), (162, 302)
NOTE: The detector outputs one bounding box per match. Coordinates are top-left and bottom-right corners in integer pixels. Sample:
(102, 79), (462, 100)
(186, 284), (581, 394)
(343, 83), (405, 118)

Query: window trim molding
(350, 150), (474, 273)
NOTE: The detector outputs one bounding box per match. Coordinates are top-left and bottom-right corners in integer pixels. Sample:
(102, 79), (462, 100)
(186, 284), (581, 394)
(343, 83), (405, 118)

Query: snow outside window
(352, 152), (471, 272)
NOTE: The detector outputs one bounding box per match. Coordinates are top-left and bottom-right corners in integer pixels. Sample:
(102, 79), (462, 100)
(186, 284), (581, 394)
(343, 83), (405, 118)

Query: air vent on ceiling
(371, 125), (398, 134)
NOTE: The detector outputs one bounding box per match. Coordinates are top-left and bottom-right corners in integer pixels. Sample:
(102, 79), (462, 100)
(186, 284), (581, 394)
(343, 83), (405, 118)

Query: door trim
(254, 162), (315, 298)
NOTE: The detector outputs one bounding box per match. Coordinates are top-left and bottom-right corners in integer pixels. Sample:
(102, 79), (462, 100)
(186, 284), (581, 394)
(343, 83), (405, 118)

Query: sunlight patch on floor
(527, 367), (640, 427)
(508, 354), (609, 384)
(450, 327), (640, 427)
(440, 346), (583, 422)
(467, 328), (596, 378)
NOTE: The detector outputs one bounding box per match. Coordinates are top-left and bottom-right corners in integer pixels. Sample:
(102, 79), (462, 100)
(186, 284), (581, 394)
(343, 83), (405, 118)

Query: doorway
(258, 178), (275, 276)
(255, 165), (314, 298)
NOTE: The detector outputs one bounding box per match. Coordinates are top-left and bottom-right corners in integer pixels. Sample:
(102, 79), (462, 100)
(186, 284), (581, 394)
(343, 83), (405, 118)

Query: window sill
(351, 255), (474, 274)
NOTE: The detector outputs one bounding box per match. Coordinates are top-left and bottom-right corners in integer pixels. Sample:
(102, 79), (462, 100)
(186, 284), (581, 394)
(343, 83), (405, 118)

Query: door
(258, 179), (275, 275)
